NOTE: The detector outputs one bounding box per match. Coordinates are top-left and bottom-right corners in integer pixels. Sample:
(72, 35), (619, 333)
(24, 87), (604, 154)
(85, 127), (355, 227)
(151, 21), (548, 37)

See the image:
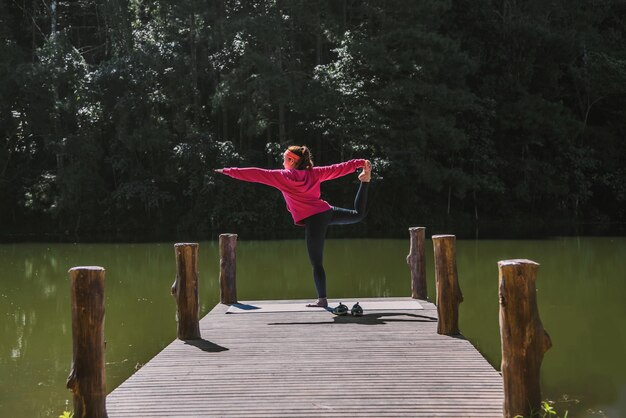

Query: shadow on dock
(268, 312), (437, 326)
(183, 339), (229, 353)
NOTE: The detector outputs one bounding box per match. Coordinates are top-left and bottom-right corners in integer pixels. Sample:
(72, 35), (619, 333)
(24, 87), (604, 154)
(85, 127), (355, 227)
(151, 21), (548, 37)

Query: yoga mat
(226, 300), (423, 314)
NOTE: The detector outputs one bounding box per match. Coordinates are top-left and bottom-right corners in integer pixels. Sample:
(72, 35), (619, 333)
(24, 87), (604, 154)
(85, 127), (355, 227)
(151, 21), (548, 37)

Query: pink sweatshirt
(222, 159), (366, 225)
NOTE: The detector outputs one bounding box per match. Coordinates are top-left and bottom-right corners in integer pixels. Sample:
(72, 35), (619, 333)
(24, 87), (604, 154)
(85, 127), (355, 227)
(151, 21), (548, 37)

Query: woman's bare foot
(358, 160), (372, 182)
(306, 298), (328, 308)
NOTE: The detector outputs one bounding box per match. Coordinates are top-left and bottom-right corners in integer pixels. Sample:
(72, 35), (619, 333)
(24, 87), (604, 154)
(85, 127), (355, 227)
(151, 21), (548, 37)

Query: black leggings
(303, 182), (369, 298)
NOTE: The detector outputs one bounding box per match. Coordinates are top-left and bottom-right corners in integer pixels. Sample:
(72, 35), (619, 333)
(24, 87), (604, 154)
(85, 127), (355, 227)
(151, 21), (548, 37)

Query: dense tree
(0, 0), (624, 241)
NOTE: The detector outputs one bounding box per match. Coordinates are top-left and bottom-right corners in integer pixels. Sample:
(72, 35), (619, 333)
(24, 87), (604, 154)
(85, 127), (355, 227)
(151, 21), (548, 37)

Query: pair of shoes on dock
(332, 302), (363, 317)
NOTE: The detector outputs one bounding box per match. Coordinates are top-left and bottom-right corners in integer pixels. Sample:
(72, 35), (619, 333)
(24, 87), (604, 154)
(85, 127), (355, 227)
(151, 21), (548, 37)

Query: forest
(1, 0), (625, 241)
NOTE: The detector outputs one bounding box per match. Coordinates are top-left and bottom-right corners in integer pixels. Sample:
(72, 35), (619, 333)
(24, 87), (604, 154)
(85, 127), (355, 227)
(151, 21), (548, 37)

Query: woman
(215, 145), (371, 308)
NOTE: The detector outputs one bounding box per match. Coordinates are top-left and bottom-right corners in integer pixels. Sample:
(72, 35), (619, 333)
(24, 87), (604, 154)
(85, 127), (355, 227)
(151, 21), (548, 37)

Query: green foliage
(513, 400), (570, 418)
(59, 412), (73, 418)
(1, 0), (624, 240)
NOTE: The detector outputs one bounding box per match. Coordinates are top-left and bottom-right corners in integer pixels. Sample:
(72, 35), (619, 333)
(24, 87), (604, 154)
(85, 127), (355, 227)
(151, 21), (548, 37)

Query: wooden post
(66, 266), (108, 418)
(406, 227), (427, 299)
(219, 233), (238, 304)
(498, 259), (552, 418)
(432, 234), (463, 335)
(171, 243), (201, 340)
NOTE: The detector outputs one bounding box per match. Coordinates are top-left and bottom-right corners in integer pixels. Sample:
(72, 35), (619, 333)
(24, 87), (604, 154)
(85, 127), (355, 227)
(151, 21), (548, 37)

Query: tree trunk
(278, 100), (286, 143)
(66, 266), (108, 418)
(277, 41), (286, 144)
(432, 235), (463, 335)
(222, 108), (228, 141)
(51, 0), (57, 35)
(473, 189), (478, 221)
(406, 227), (427, 299)
(171, 243), (201, 340)
(189, 12), (200, 126)
(219, 234), (238, 304)
(31, 0), (37, 61)
(498, 259), (552, 418)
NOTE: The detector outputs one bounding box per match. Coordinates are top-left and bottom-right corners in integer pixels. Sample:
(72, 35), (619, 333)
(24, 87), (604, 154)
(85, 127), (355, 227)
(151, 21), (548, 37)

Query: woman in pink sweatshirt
(215, 145), (371, 308)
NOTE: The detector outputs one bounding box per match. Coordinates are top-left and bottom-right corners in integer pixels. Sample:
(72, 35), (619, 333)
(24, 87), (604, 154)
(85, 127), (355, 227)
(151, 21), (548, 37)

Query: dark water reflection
(0, 237), (624, 417)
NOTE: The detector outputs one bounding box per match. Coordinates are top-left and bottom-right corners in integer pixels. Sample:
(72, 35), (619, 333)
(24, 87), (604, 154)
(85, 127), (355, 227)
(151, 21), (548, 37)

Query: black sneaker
(351, 302), (363, 317)
(332, 302), (349, 316)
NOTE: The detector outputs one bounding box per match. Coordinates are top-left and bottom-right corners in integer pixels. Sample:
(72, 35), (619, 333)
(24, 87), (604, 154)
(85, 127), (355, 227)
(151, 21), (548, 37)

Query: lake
(0, 237), (624, 417)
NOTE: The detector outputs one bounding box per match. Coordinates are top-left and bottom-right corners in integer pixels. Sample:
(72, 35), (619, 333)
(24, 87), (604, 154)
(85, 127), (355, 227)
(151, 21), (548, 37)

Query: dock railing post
(66, 266), (108, 418)
(219, 233), (238, 304)
(432, 234), (463, 335)
(407, 227), (427, 299)
(171, 243), (201, 340)
(498, 259), (552, 418)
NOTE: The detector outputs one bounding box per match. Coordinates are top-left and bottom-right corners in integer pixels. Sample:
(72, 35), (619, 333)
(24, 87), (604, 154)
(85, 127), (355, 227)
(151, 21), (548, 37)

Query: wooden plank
(107, 297), (503, 417)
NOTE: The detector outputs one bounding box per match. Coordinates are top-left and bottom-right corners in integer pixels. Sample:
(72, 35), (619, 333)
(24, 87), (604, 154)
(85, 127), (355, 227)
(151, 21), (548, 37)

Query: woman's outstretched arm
(314, 159), (368, 182)
(215, 167), (287, 188)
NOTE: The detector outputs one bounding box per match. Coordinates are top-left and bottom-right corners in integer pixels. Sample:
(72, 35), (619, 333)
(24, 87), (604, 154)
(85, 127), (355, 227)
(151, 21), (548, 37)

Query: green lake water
(0, 237), (624, 417)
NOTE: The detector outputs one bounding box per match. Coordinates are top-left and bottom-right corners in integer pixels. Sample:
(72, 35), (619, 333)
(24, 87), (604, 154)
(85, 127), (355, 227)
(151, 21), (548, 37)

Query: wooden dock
(106, 297), (504, 417)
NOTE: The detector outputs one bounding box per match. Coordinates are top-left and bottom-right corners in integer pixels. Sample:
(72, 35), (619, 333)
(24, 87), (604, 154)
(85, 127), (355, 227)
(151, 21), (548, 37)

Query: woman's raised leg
(330, 161), (371, 225)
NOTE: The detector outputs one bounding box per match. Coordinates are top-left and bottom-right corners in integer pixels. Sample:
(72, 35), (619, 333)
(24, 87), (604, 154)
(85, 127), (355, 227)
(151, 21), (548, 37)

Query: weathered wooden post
(171, 243), (201, 340)
(432, 234), (463, 335)
(66, 266), (108, 418)
(219, 233), (238, 304)
(406, 227), (427, 299)
(498, 259), (552, 418)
